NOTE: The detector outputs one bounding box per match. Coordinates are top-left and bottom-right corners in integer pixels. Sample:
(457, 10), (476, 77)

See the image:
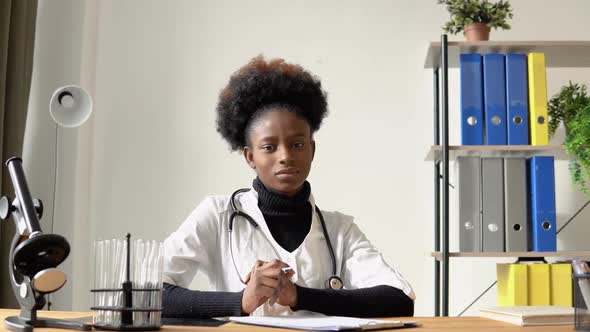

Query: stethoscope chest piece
(328, 276), (343, 290)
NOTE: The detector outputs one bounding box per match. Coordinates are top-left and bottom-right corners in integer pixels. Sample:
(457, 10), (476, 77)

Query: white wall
(26, 0), (590, 316)
(23, 0), (97, 310)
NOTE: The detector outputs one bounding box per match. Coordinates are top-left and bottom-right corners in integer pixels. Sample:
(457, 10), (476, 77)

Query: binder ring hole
(488, 223), (499, 232)
(513, 224), (521, 231)
(491, 116), (502, 125)
(537, 116), (546, 125)
(467, 116), (477, 126)
(464, 221), (474, 230)
(542, 220), (552, 230)
(513, 116), (523, 125)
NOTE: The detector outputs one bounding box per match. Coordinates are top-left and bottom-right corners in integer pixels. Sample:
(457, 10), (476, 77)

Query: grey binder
(458, 157), (482, 252)
(482, 158), (505, 252)
(503, 158), (528, 252)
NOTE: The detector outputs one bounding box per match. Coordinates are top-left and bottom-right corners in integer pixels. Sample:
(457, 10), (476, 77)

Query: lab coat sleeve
(341, 220), (415, 300)
(161, 196), (221, 288)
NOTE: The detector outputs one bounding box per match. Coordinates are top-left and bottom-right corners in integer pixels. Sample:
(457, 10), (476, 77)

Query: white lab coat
(162, 189), (415, 316)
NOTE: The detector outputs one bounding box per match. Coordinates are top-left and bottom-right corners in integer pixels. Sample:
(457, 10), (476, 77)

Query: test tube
(93, 240), (102, 325)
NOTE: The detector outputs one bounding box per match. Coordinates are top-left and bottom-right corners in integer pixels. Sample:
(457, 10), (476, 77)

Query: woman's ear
(242, 146), (256, 169)
(311, 140), (316, 160)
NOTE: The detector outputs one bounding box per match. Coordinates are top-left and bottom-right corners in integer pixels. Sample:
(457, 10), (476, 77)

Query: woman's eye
(262, 145), (275, 152)
(293, 142), (304, 149)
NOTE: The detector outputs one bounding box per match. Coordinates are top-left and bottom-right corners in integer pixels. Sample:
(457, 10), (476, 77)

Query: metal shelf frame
(432, 34), (450, 317)
(430, 251), (590, 260)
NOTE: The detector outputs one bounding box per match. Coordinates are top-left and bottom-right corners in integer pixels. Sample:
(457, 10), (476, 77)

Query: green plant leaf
(548, 81), (590, 136)
(563, 102), (590, 196)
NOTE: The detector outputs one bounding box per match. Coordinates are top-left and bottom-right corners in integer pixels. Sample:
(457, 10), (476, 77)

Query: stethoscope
(228, 188), (343, 290)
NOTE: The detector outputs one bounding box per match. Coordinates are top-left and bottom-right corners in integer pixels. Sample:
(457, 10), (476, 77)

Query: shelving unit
(425, 145), (568, 161)
(425, 37), (590, 317)
(430, 251), (590, 260)
(424, 40), (590, 68)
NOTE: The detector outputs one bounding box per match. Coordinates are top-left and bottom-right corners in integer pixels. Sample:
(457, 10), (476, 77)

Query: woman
(162, 56), (415, 318)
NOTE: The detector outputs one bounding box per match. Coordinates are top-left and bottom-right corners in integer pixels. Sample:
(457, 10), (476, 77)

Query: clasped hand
(241, 259), (297, 314)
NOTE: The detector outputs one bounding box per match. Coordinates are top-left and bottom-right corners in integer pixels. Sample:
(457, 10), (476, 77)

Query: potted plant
(548, 82), (590, 196)
(437, 0), (514, 41)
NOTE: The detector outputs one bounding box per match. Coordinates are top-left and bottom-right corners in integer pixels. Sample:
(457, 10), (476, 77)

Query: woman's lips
(276, 168), (299, 178)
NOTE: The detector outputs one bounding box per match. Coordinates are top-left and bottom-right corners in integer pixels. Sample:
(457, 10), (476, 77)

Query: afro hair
(216, 56), (328, 151)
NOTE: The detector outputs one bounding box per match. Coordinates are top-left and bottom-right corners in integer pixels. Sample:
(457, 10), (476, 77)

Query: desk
(0, 309), (576, 331)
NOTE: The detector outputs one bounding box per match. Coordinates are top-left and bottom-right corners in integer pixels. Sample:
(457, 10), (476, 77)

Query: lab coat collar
(238, 186), (320, 258)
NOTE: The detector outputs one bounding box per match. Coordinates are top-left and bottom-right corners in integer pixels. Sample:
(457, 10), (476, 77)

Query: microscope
(0, 157), (90, 332)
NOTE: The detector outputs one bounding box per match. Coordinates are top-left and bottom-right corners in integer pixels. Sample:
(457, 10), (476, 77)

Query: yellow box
(550, 263), (573, 306)
(528, 263), (551, 305)
(497, 263), (528, 306)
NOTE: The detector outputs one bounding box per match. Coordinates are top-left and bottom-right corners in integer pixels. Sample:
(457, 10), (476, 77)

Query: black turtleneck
(162, 179), (414, 319)
(252, 177), (312, 252)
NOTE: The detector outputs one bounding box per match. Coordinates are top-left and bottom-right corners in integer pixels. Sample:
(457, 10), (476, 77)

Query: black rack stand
(432, 34), (450, 317)
(574, 273), (590, 330)
(90, 234), (162, 331)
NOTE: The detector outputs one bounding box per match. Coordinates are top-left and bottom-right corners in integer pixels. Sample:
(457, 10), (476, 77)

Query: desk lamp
(0, 86), (92, 332)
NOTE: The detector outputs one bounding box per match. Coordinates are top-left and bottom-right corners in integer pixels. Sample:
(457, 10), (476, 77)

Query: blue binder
(483, 54), (507, 145)
(460, 54), (484, 145)
(528, 156), (557, 252)
(505, 54), (530, 145)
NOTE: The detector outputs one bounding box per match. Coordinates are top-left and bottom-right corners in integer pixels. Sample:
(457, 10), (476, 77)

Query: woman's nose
(278, 146), (294, 164)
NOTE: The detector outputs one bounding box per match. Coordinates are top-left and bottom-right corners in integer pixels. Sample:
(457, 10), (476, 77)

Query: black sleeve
(293, 284), (414, 318)
(162, 283), (244, 318)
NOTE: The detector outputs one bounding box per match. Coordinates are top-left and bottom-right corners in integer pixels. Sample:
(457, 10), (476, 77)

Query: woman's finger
(256, 275), (280, 289)
(258, 266), (289, 279)
(268, 293), (279, 306)
(252, 260), (266, 273)
(262, 259), (289, 270)
(248, 259), (267, 283)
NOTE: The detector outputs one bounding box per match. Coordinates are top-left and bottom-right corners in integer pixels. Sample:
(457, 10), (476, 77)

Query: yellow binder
(497, 263), (528, 306)
(527, 53), (549, 145)
(528, 263), (551, 305)
(550, 263), (573, 306)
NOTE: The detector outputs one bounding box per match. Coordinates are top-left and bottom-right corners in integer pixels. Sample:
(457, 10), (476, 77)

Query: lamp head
(49, 85), (93, 127)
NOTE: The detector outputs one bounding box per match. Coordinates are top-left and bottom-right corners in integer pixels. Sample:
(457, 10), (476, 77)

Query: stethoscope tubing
(315, 205), (337, 277)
